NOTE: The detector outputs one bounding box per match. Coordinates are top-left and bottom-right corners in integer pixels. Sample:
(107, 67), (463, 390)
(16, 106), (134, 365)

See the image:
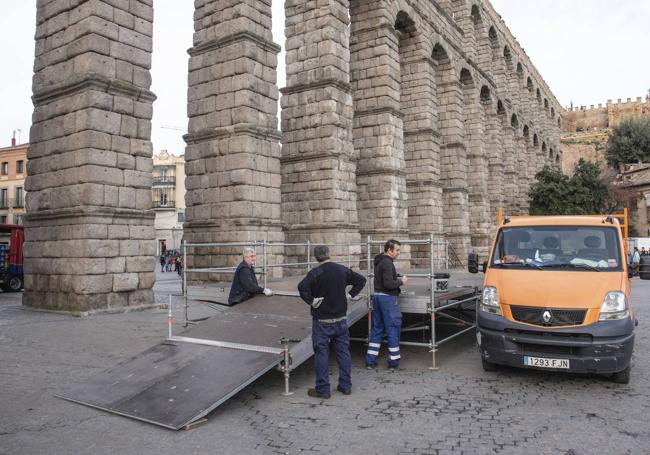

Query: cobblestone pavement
(1, 274), (648, 455)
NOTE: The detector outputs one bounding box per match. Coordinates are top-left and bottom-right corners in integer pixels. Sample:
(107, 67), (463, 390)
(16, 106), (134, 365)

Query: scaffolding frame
(356, 235), (479, 370)
(179, 235), (471, 386)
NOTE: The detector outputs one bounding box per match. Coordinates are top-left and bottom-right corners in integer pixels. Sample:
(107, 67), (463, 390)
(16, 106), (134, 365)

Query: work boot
(336, 385), (351, 395)
(365, 364), (376, 370)
(307, 388), (330, 399)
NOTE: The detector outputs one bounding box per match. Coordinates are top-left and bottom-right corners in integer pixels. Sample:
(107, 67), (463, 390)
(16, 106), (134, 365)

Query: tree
(529, 159), (609, 215)
(606, 118), (650, 166)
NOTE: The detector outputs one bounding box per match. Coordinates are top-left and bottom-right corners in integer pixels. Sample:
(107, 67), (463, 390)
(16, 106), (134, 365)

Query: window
(491, 226), (622, 271)
(1, 162), (7, 176)
(177, 212), (185, 222)
(0, 216), (6, 224)
(16, 160), (24, 174)
(14, 215), (23, 225)
(14, 187), (23, 208)
(0, 188), (7, 208)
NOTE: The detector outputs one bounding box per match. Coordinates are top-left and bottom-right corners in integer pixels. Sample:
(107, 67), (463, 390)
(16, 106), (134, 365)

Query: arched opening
(549, 147), (554, 159)
(488, 26), (498, 47)
(497, 99), (505, 115)
(480, 85), (491, 102)
(511, 113), (519, 129)
(460, 68), (474, 87)
(542, 142), (547, 153)
(516, 63), (523, 81)
(503, 46), (513, 70)
(558, 117), (562, 128)
(533, 133), (539, 147)
(523, 124), (529, 142)
(470, 4), (482, 30)
(555, 154), (560, 165)
(536, 88), (541, 103)
(551, 107), (555, 118)
(544, 98), (549, 109)
(526, 77), (533, 93)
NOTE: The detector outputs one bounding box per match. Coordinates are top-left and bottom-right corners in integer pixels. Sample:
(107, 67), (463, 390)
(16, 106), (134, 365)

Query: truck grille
(520, 343), (578, 356)
(510, 306), (586, 327)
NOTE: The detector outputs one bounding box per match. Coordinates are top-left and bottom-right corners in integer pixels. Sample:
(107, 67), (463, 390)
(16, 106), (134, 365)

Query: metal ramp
(57, 293), (368, 430)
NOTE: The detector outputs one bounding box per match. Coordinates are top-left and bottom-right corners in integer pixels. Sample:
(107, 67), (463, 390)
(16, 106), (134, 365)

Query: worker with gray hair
(298, 245), (366, 399)
(228, 247), (273, 305)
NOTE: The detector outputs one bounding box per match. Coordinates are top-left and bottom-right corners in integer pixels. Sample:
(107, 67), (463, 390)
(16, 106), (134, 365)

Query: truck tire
(639, 257), (650, 280)
(4, 275), (23, 292)
(481, 356), (499, 372)
(611, 365), (631, 384)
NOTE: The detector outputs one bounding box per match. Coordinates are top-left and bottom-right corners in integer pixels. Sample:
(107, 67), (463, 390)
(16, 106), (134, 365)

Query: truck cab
(470, 214), (636, 383)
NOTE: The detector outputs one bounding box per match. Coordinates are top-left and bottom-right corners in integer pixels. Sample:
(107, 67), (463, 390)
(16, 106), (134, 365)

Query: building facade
(0, 140), (27, 225)
(26, 0), (562, 312)
(152, 150), (186, 255)
(618, 164), (650, 238)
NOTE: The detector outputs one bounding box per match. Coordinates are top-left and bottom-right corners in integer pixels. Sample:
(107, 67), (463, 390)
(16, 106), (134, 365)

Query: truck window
(491, 226), (622, 271)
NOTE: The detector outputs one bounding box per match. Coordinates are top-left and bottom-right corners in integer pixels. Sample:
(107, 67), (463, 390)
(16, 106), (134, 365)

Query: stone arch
(558, 117), (562, 128)
(480, 85), (491, 102)
(536, 88), (541, 103)
(470, 4), (482, 29)
(523, 124), (530, 142)
(549, 147), (554, 159)
(488, 26), (498, 47)
(542, 142), (547, 152)
(460, 67), (474, 87)
(497, 99), (506, 115)
(544, 98), (549, 109)
(516, 63), (524, 81)
(526, 76), (534, 93)
(551, 107), (556, 118)
(511, 113), (519, 129)
(503, 45), (513, 70)
(555, 154), (561, 165)
(533, 133), (539, 147)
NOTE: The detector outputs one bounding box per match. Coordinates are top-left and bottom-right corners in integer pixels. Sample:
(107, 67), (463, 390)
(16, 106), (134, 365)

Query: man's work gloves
(311, 297), (324, 309)
(263, 288), (273, 296)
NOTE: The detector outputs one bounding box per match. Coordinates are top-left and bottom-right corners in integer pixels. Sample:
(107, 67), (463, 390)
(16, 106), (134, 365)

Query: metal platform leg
(429, 313), (438, 371)
(281, 339), (294, 396)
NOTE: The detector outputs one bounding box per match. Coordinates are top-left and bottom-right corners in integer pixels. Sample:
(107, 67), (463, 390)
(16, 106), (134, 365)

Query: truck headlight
(481, 286), (501, 315)
(599, 291), (629, 321)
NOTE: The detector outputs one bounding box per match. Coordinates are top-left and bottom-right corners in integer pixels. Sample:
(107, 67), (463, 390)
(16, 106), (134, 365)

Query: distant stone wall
(560, 96), (650, 175)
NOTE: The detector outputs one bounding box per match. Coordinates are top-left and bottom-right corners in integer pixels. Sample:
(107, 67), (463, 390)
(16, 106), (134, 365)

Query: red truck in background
(0, 224), (24, 292)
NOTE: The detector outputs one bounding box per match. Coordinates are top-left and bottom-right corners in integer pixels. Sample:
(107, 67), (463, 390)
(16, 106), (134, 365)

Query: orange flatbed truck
(469, 212), (638, 383)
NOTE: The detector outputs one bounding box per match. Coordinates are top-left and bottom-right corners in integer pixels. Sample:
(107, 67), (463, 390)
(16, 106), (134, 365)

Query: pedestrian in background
(159, 255), (166, 272)
(298, 245), (366, 399)
(366, 239), (408, 372)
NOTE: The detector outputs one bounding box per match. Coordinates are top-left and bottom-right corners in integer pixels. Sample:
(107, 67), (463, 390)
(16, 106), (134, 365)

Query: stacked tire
(640, 256), (650, 280)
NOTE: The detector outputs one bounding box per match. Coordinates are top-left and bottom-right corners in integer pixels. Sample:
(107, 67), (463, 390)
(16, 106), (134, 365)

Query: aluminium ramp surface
(56, 339), (282, 430)
(56, 293), (368, 430)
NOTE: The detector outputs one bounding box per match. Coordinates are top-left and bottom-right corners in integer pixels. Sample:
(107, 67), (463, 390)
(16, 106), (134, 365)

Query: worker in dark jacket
(366, 239), (408, 371)
(228, 247), (273, 305)
(298, 245), (366, 399)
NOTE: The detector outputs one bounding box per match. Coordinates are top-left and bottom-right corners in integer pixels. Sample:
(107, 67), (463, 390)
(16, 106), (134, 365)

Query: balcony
(13, 198), (24, 208)
(152, 200), (176, 209)
(153, 177), (176, 186)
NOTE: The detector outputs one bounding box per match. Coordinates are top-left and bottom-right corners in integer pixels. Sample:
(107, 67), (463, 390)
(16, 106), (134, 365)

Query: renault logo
(542, 310), (552, 323)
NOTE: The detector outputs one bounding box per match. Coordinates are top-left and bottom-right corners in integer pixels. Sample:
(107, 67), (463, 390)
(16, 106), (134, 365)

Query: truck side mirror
(468, 252), (479, 274)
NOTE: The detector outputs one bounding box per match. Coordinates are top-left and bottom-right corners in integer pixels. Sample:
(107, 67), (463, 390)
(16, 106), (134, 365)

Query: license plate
(524, 356), (569, 369)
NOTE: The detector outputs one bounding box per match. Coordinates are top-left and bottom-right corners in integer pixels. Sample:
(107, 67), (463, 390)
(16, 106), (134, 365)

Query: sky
(0, 1), (648, 155)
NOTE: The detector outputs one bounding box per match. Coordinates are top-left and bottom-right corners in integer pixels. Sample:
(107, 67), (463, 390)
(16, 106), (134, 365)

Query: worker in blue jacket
(228, 247), (273, 305)
(366, 239), (408, 371)
(298, 245), (366, 399)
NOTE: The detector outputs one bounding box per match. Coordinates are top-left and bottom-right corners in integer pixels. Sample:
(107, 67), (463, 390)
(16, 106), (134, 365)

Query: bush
(606, 118), (650, 166)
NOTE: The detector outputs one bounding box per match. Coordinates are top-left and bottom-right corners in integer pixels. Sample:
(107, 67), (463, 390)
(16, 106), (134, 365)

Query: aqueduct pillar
(25, 1), (157, 312)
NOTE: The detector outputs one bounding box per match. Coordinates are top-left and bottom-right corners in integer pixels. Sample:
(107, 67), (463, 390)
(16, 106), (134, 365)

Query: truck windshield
(491, 226), (622, 271)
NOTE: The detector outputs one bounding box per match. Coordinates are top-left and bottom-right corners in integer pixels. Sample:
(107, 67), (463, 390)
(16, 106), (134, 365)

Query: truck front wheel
(611, 365), (631, 384)
(481, 356), (499, 372)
